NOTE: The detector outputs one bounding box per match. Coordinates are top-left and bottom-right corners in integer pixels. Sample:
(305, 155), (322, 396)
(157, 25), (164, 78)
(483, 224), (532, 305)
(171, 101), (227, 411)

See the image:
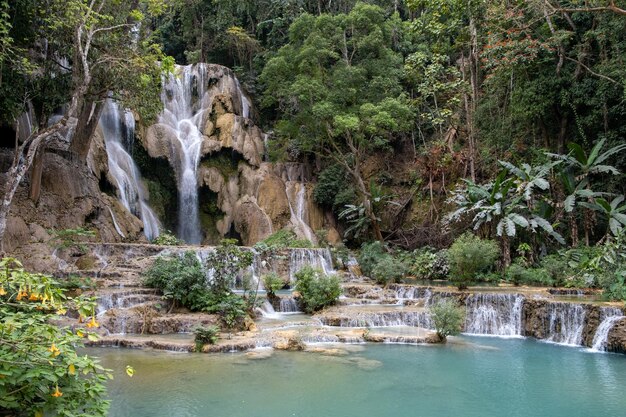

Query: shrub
(406, 248), (450, 280)
(152, 231), (183, 245)
(262, 272), (284, 297)
(0, 258), (111, 416)
(358, 241), (387, 277)
(203, 293), (248, 335)
(430, 299), (465, 341)
(506, 262), (553, 287)
(194, 325), (220, 350)
(143, 251), (207, 311)
(448, 233), (499, 289)
(371, 255), (408, 285)
(57, 274), (96, 291)
(48, 227), (96, 254)
(203, 239), (253, 296)
(295, 266), (341, 313)
(259, 229), (313, 249)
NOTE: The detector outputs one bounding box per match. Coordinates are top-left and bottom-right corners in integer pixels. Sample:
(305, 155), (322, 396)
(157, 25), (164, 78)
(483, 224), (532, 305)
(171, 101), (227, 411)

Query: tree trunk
(569, 211), (579, 247)
(29, 145), (46, 203)
(501, 234), (511, 268)
(69, 100), (104, 160)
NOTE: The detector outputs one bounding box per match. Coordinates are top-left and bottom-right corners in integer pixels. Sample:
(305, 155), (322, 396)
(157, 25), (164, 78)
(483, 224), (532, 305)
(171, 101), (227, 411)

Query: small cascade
(319, 310), (433, 329)
(286, 181), (316, 243)
(289, 248), (334, 282)
(278, 296), (300, 313)
(464, 293), (524, 337)
(590, 307), (624, 352)
(394, 286), (433, 305)
(544, 302), (587, 345)
(257, 300), (282, 319)
(262, 133), (270, 161)
(101, 99), (160, 240)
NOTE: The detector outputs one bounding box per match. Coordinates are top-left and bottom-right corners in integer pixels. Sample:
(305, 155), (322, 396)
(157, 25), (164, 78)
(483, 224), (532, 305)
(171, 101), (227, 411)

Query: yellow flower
(48, 344), (61, 357)
(29, 293), (40, 301)
(56, 308), (67, 315)
(86, 317), (99, 329)
(76, 329), (85, 337)
(68, 364), (76, 375)
(16, 291), (27, 301)
(0, 286), (6, 296)
(51, 385), (63, 397)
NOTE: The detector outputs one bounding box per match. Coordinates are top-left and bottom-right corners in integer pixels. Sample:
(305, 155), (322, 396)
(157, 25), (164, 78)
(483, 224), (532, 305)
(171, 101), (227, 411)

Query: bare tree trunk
(569, 212), (579, 247)
(69, 100), (104, 160)
(501, 234), (511, 268)
(28, 145), (45, 203)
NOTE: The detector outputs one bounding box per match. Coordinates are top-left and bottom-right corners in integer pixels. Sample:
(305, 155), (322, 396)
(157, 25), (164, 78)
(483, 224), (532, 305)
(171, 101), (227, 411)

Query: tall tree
(260, 3), (415, 241)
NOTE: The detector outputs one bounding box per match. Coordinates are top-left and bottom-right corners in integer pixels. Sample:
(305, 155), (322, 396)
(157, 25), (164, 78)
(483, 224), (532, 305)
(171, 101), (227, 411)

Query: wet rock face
(607, 318), (626, 353)
(2, 142), (144, 259)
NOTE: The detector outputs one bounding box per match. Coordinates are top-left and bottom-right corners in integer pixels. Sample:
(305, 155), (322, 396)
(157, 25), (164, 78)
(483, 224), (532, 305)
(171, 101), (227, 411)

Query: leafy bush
(143, 251), (207, 311)
(57, 274), (96, 291)
(194, 325), (220, 351)
(448, 233), (499, 289)
(405, 247), (450, 280)
(203, 239), (253, 296)
(259, 229), (313, 249)
(203, 292), (248, 334)
(371, 255), (408, 285)
(358, 241), (387, 277)
(506, 263), (552, 286)
(48, 227), (96, 253)
(294, 266), (341, 313)
(152, 231), (183, 246)
(588, 233), (626, 300)
(262, 272), (284, 297)
(430, 299), (465, 341)
(0, 258), (111, 416)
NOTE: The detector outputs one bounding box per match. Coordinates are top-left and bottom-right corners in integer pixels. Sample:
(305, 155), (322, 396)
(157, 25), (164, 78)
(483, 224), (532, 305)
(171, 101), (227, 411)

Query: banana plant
(580, 196), (626, 241)
(549, 139), (626, 245)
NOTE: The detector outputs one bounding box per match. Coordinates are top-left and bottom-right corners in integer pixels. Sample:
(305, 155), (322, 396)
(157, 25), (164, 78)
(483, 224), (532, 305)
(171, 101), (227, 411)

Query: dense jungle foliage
(1, 0), (626, 295)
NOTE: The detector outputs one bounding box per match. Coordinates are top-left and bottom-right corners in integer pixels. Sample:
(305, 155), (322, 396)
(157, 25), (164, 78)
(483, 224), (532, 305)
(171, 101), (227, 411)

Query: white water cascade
(289, 248), (335, 282)
(101, 99), (160, 240)
(590, 307), (624, 352)
(286, 181), (316, 243)
(159, 64), (254, 243)
(544, 302), (587, 345)
(464, 293), (524, 337)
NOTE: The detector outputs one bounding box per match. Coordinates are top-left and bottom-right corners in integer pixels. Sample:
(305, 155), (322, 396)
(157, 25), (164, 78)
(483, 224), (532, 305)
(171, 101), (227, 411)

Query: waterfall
(590, 307), (624, 352)
(464, 293), (524, 337)
(544, 302), (586, 345)
(318, 310), (433, 328)
(159, 64), (254, 244)
(278, 296), (300, 313)
(101, 99), (160, 240)
(286, 182), (316, 243)
(289, 248), (334, 282)
(160, 66), (206, 244)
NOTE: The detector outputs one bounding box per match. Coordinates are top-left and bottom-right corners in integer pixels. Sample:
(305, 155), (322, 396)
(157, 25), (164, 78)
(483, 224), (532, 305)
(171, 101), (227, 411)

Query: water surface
(95, 337), (626, 417)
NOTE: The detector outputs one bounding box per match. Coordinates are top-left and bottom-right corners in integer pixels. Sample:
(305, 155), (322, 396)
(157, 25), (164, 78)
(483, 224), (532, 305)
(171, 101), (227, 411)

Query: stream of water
(95, 337), (626, 417)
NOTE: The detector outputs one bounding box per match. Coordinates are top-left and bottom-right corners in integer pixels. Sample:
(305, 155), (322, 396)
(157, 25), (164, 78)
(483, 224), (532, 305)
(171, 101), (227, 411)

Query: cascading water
(544, 302), (586, 345)
(464, 293), (524, 337)
(278, 297), (300, 313)
(286, 182), (316, 243)
(101, 99), (160, 240)
(289, 248), (334, 282)
(590, 307), (624, 352)
(159, 64), (253, 244)
(160, 66), (206, 244)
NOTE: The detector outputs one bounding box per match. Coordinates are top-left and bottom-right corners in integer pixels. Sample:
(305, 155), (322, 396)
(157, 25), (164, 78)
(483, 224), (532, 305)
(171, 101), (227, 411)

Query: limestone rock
(326, 227), (342, 247)
(232, 196), (273, 246)
(257, 173), (290, 229)
(29, 223), (50, 243)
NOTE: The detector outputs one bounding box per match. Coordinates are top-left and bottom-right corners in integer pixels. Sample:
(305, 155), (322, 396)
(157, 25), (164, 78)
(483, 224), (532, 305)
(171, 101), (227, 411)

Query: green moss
(200, 150), (243, 179)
